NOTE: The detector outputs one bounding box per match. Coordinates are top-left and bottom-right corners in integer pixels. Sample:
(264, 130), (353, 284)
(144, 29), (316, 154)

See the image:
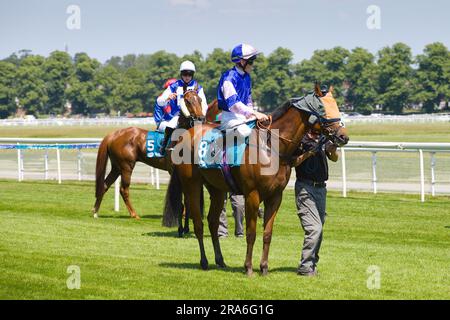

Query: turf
(0, 122), (449, 142)
(0, 179), (448, 300)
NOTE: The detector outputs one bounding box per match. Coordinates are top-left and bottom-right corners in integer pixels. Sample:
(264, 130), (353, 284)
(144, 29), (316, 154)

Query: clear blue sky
(1, 0), (449, 62)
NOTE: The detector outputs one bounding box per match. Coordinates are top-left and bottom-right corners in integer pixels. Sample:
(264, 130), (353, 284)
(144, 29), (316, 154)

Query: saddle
(198, 121), (257, 194)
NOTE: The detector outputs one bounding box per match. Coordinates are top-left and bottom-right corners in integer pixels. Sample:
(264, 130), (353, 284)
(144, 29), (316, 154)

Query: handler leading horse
(169, 83), (349, 276)
(92, 89), (206, 220)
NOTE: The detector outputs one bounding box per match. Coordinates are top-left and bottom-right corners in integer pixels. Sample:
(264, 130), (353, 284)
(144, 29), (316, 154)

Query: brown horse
(92, 89), (207, 221)
(168, 83), (349, 275)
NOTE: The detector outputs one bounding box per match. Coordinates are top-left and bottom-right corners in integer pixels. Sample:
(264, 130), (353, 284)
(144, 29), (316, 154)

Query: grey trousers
(295, 180), (327, 273)
(218, 193), (245, 237)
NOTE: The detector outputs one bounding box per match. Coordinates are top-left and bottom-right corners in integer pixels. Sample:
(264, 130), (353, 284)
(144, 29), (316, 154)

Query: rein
(256, 115), (296, 148)
(256, 107), (341, 166)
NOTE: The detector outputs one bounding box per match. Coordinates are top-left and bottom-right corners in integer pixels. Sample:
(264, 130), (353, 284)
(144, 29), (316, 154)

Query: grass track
(0, 179), (449, 299)
(0, 122), (449, 142)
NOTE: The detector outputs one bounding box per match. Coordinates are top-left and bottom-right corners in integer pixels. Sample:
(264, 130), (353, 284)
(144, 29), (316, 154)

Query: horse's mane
(270, 100), (293, 122)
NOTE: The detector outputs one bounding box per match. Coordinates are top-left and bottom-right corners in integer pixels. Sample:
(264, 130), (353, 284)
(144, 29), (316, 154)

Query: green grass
(0, 126), (155, 139)
(346, 122), (450, 142)
(0, 122), (449, 142)
(0, 179), (449, 300)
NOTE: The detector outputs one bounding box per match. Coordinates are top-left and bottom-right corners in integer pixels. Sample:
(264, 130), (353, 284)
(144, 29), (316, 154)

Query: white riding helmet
(180, 60), (196, 72)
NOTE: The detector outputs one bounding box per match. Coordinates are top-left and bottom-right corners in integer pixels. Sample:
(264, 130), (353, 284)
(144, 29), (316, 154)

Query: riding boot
(160, 127), (174, 155)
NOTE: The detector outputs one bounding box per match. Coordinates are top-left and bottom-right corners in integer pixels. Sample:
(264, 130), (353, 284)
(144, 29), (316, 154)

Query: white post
(156, 169), (160, 190)
(17, 144), (21, 182)
(20, 150), (24, 181)
(430, 152), (436, 197)
(56, 146), (62, 184)
(114, 178), (120, 212)
(77, 149), (82, 181)
(372, 151), (377, 194)
(150, 167), (155, 186)
(44, 149), (49, 180)
(419, 149), (425, 203)
(341, 147), (347, 198)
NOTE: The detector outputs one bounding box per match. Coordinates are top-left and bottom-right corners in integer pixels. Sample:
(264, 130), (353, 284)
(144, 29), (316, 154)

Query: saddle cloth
(198, 121), (256, 169)
(146, 131), (165, 158)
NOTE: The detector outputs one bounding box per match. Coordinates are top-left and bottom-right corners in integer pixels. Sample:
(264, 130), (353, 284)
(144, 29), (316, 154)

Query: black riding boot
(160, 127), (174, 155)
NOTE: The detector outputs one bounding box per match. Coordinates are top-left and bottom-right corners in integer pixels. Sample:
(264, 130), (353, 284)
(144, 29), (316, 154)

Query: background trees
(0, 61), (17, 118)
(376, 43), (415, 114)
(414, 42), (450, 113)
(0, 42), (449, 118)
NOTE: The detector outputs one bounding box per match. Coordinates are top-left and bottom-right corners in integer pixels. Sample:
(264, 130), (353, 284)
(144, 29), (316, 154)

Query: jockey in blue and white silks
(156, 60), (208, 153)
(217, 44), (269, 137)
(157, 61), (208, 131)
(154, 78), (177, 131)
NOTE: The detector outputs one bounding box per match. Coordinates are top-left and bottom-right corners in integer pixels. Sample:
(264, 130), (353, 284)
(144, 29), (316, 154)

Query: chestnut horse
(169, 83), (349, 275)
(92, 89), (207, 221)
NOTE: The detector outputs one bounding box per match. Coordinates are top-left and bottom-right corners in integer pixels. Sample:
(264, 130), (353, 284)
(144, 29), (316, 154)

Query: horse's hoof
(93, 213), (98, 219)
(245, 269), (254, 277)
(200, 259), (209, 270)
(132, 215), (141, 220)
(183, 227), (190, 235)
(216, 259), (227, 269)
(260, 267), (269, 276)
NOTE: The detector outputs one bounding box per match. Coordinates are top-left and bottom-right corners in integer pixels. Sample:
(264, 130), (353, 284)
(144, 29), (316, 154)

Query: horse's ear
(314, 81), (323, 97)
(194, 84), (198, 92)
(329, 85), (334, 96)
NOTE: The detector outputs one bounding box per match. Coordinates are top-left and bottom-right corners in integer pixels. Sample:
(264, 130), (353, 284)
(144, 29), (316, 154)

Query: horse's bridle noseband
(181, 89), (206, 126)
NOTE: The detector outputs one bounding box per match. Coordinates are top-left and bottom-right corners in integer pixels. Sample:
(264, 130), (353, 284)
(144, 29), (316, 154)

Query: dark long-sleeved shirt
(295, 134), (329, 183)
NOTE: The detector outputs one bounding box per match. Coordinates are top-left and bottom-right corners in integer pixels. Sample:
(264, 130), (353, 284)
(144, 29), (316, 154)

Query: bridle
(256, 107), (342, 149)
(255, 105), (343, 163)
(180, 89), (205, 127)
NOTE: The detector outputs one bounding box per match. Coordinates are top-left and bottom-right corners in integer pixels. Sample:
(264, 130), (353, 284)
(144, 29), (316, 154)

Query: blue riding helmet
(231, 44), (259, 63)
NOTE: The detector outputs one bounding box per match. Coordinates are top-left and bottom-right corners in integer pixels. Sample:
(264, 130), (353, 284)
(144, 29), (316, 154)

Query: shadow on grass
(159, 262), (297, 274)
(142, 231), (205, 239)
(160, 262), (244, 273)
(98, 214), (162, 220)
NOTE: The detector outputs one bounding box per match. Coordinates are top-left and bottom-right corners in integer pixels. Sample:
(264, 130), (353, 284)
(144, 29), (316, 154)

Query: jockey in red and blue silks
(156, 60), (208, 153)
(217, 44), (269, 137)
(154, 78), (178, 131)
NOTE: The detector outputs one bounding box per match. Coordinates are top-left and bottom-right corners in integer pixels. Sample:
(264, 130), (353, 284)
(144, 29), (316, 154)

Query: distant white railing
(0, 113), (449, 127)
(1, 138), (449, 205)
(341, 141), (450, 202)
(0, 137), (160, 212)
(343, 113), (450, 124)
(0, 117), (155, 127)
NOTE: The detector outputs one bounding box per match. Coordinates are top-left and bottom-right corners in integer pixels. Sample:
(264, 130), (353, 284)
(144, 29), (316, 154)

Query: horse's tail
(162, 169), (183, 227)
(95, 135), (110, 199)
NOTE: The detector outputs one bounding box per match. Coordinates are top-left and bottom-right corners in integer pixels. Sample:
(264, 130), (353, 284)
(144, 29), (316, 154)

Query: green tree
(376, 43), (414, 114)
(0, 61), (17, 118)
(65, 53), (101, 114)
(415, 42), (450, 113)
(43, 51), (74, 115)
(16, 55), (48, 116)
(90, 65), (121, 114)
(345, 47), (378, 114)
(294, 47), (350, 105)
(136, 51), (180, 111)
(255, 47), (296, 111)
(201, 48), (230, 102)
(113, 67), (147, 114)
